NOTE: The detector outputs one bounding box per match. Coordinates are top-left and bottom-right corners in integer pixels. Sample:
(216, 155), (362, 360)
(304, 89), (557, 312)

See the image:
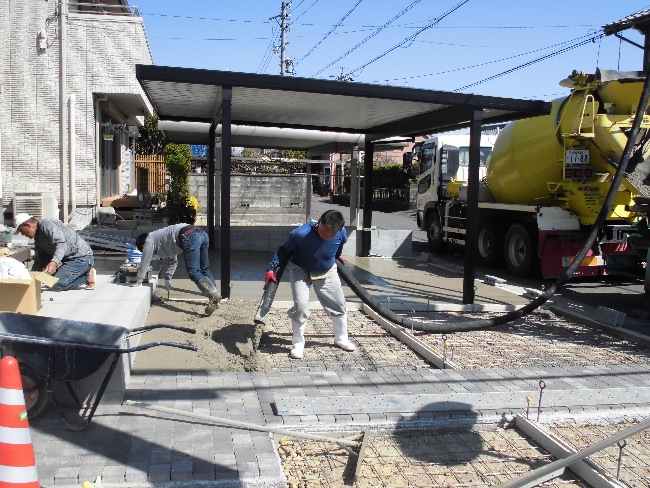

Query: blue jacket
(267, 222), (346, 274)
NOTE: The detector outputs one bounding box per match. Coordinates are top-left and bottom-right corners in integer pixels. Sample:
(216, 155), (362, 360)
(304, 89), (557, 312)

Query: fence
(135, 155), (166, 196)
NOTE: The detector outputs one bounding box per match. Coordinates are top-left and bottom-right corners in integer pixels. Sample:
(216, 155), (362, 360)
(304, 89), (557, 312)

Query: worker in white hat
(14, 213), (96, 291)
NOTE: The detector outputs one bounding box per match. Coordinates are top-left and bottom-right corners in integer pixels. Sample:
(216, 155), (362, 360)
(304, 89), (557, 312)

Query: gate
(135, 155), (166, 196)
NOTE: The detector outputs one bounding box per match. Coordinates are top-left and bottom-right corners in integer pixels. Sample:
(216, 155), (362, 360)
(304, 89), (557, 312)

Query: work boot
(290, 319), (306, 359)
(332, 314), (355, 352)
(197, 277), (221, 316)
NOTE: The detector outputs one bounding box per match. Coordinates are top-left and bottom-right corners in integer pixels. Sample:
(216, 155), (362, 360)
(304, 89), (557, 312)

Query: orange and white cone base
(0, 356), (39, 487)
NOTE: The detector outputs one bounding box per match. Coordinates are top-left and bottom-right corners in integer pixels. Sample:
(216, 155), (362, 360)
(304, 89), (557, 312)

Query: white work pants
(287, 262), (348, 349)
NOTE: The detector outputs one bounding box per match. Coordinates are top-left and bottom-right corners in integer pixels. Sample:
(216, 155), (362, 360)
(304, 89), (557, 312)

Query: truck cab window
(420, 146), (434, 174)
(458, 146), (493, 167)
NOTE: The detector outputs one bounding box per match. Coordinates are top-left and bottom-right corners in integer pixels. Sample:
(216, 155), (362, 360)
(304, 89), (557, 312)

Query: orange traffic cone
(0, 356), (39, 487)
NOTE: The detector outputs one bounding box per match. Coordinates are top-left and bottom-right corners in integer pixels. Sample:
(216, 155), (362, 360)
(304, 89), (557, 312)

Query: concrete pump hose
(338, 59), (650, 334)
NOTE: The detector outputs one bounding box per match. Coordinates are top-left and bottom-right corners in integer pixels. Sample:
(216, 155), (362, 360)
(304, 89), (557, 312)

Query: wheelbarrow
(0, 312), (197, 431)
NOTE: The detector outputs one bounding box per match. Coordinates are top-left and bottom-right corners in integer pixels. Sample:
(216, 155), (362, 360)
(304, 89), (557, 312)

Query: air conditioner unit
(13, 191), (59, 220)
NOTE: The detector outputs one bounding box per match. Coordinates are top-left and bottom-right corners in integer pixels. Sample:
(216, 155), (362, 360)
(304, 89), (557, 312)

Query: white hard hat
(14, 213), (33, 234)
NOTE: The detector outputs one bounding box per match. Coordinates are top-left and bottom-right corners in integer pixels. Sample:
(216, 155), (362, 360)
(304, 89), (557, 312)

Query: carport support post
(463, 109), (483, 304)
(350, 145), (360, 228)
(220, 87), (232, 300)
(208, 122), (216, 248)
(361, 139), (374, 256)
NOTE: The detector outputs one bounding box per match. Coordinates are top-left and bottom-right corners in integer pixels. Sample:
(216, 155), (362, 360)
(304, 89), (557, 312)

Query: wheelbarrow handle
(129, 324), (197, 335)
(124, 341), (198, 353)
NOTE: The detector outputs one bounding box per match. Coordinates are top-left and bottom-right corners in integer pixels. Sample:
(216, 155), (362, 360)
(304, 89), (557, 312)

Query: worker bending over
(134, 223), (220, 316)
(14, 213), (95, 290)
(265, 210), (355, 359)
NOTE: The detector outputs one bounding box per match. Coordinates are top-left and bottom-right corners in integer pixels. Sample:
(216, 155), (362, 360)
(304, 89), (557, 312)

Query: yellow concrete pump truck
(416, 69), (650, 278)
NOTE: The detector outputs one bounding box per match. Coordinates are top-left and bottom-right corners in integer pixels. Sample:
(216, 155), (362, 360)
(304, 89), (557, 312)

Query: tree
(279, 150), (307, 159)
(240, 148), (263, 158)
(136, 115), (166, 155)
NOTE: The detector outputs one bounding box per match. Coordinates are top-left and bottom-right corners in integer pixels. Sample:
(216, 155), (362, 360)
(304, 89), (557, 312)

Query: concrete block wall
(350, 229), (414, 257)
(190, 174), (310, 224)
(190, 174), (208, 213)
(217, 226), (413, 257)
(1, 4), (152, 214)
(86, 226), (414, 257)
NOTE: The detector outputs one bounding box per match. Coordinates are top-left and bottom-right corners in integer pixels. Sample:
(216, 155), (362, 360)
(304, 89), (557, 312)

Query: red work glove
(265, 270), (277, 285)
(337, 256), (344, 264)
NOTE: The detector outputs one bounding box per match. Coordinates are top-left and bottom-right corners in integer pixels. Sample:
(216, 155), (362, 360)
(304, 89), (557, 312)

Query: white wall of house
(0, 1), (153, 223)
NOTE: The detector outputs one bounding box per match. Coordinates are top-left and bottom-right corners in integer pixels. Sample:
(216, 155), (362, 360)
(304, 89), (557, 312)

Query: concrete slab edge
(270, 300), (363, 311)
(260, 405), (650, 436)
(422, 253), (464, 274)
(362, 303), (460, 370)
(48, 477), (287, 488)
(270, 300), (522, 313)
(550, 303), (650, 347)
(384, 302), (522, 312)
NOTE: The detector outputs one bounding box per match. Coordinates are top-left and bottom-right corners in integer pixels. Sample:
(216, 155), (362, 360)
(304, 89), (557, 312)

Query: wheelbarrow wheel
(19, 362), (49, 419)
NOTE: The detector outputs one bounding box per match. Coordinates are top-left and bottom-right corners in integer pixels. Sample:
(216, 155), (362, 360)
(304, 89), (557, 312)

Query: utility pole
(271, 2), (293, 75)
(331, 67), (353, 82)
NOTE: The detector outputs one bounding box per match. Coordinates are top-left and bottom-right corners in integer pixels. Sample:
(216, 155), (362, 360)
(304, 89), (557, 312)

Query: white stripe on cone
(0, 387), (26, 406)
(0, 465), (39, 483)
(0, 426), (33, 445)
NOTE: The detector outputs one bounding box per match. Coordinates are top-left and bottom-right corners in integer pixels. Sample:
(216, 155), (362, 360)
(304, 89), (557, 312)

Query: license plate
(566, 150), (589, 164)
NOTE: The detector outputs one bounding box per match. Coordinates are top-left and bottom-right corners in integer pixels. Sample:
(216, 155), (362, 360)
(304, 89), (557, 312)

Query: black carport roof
(135, 64), (552, 304)
(136, 65), (550, 139)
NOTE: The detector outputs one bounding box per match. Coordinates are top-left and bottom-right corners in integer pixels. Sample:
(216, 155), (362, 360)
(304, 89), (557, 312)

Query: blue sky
(135, 1), (650, 101)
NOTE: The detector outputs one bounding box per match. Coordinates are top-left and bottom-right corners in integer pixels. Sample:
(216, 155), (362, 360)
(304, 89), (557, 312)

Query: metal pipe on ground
(124, 400), (362, 449)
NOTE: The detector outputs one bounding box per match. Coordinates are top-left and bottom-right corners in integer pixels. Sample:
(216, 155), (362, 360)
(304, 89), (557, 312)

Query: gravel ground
(135, 299), (650, 487)
(408, 309), (650, 369)
(258, 308), (650, 372)
(276, 419), (650, 487)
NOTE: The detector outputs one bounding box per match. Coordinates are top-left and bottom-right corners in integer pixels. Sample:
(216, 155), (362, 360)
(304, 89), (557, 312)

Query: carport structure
(135, 65), (551, 302)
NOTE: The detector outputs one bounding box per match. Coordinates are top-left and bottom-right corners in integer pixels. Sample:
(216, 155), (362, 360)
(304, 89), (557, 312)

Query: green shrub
(164, 144), (192, 205)
(164, 144), (195, 224)
(363, 164), (411, 189)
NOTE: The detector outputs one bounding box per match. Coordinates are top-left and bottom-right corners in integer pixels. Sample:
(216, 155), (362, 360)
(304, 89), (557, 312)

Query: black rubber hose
(254, 261), (288, 322)
(338, 61), (650, 333)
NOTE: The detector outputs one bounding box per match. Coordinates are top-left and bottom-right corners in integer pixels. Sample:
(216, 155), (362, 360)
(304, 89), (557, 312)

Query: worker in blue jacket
(265, 210), (355, 359)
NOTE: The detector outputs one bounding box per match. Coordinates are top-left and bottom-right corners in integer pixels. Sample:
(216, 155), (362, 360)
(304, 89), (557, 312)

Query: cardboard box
(0, 271), (58, 314)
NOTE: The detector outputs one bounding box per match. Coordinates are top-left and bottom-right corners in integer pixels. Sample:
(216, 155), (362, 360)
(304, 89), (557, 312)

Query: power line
(141, 12), (270, 24)
(312, 0), (422, 77)
(295, 0), (364, 65)
(141, 11), (608, 31)
(142, 11), (599, 30)
(257, 23), (280, 73)
(454, 33), (605, 92)
(290, 0), (320, 23)
(374, 32), (601, 85)
(346, 0), (470, 77)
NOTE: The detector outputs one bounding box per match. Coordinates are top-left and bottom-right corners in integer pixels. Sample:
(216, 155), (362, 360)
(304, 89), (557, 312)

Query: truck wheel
(504, 223), (534, 277)
(476, 218), (503, 268)
(427, 211), (446, 252)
